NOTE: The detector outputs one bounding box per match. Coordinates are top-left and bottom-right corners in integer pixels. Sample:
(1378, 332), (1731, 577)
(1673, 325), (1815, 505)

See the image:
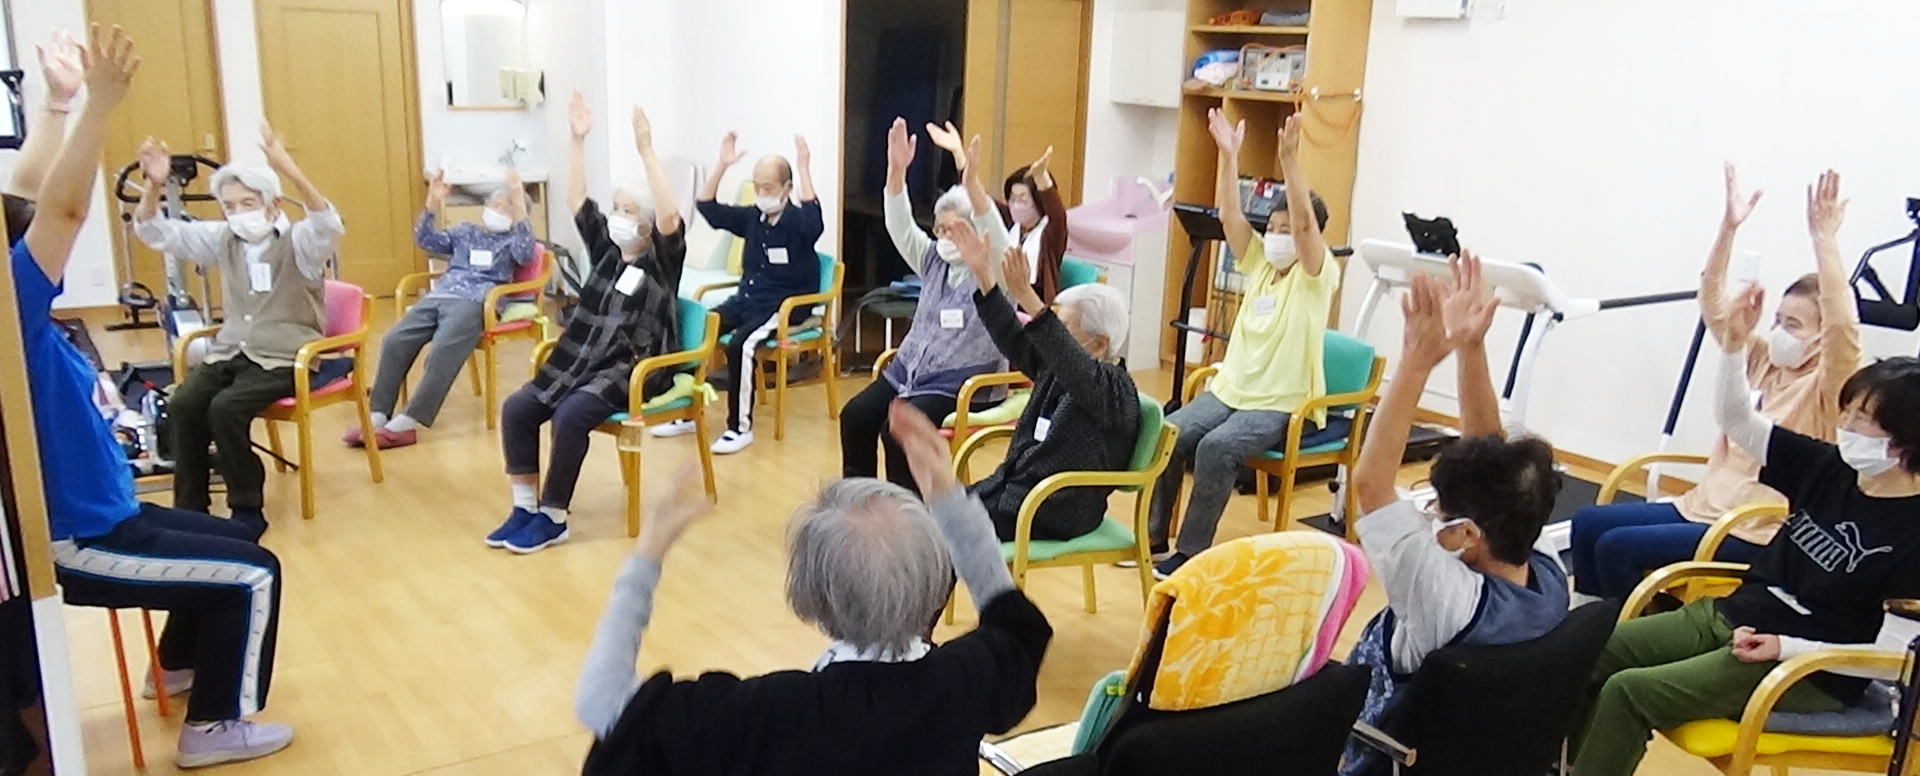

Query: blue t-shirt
(13, 241), (140, 539)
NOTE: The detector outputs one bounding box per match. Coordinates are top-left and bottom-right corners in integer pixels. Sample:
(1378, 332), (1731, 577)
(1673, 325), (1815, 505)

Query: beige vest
(208, 231), (325, 370)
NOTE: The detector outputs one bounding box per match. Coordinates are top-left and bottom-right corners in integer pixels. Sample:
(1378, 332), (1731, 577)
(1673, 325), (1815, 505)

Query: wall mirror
(440, 0), (526, 109)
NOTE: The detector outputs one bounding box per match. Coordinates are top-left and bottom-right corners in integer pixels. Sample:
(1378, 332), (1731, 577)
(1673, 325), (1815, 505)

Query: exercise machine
(109, 153), (224, 345)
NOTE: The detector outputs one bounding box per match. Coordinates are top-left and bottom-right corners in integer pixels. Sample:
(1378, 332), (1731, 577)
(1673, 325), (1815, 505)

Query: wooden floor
(47, 308), (1816, 775)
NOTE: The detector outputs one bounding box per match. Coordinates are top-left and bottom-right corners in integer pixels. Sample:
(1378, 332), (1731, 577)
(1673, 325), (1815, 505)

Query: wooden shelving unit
(1158, 0), (1373, 365)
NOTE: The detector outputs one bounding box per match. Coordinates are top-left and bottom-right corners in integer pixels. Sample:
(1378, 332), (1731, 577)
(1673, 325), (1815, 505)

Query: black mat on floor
(1300, 468), (1637, 538)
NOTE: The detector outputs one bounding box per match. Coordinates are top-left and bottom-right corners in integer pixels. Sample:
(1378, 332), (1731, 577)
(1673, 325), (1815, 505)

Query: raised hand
(138, 136), (171, 186)
(1030, 146), (1054, 181)
(81, 24), (140, 111)
(635, 460), (714, 560)
(926, 121), (965, 158)
(629, 105), (653, 152)
(885, 117), (917, 172)
(889, 400), (961, 500)
(258, 119), (297, 174)
(1206, 108), (1245, 156)
(38, 29), (85, 105)
(1723, 163), (1762, 228)
(426, 169), (450, 208)
(1717, 283), (1767, 352)
(794, 134), (811, 168)
(569, 90), (592, 139)
(1279, 113), (1303, 160)
(950, 216), (990, 272)
(717, 131), (746, 168)
(965, 134), (983, 174)
(1807, 169), (1847, 239)
(1001, 246), (1044, 313)
(1441, 251), (1498, 346)
(1400, 273), (1453, 369)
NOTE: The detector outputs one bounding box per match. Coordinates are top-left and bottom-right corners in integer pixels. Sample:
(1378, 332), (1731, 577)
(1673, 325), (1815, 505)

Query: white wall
(413, 0), (546, 175)
(1081, 0), (1181, 204)
(7, 0), (119, 309)
(1348, 0), (1920, 464)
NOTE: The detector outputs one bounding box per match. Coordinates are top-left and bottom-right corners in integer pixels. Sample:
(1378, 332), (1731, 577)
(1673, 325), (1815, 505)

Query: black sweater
(969, 288), (1142, 541)
(580, 592), (1051, 776)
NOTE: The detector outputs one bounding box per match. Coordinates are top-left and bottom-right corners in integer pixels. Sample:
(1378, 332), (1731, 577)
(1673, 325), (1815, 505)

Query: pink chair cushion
(273, 376), (355, 407)
(322, 280), (365, 339)
(515, 243), (549, 284)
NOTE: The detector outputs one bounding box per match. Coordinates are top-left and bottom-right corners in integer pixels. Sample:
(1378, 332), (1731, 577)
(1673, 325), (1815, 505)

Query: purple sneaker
(176, 719), (293, 768)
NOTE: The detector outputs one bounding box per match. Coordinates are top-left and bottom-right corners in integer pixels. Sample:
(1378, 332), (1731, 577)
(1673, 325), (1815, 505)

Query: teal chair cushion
(1127, 392), (1165, 472)
(676, 297), (707, 353)
(1002, 515), (1137, 563)
(1323, 331), (1376, 398)
(1060, 257), (1100, 289)
(718, 325), (824, 349)
(605, 399), (694, 424)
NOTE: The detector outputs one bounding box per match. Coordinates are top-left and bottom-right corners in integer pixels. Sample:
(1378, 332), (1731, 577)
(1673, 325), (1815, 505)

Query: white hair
(933, 185), (971, 222)
(612, 181), (657, 222)
(786, 478), (954, 655)
(208, 163), (282, 204)
(1057, 283), (1131, 359)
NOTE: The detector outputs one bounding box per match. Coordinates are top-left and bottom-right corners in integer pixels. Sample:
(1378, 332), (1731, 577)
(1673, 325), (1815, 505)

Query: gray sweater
(881, 188), (1009, 398)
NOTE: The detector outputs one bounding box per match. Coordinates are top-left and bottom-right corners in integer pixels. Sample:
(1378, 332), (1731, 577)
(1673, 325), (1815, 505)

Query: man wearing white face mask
(1571, 299), (1920, 776)
(1143, 109), (1340, 579)
(674, 131), (824, 454)
(1568, 167), (1862, 602)
(345, 168), (534, 450)
(134, 121), (343, 525)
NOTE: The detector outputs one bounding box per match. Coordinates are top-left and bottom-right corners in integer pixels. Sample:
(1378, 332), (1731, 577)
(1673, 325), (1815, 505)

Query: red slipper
(341, 426), (367, 448)
(373, 428), (418, 449)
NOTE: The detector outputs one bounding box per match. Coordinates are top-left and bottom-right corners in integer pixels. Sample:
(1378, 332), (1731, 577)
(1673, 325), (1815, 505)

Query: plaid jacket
(528, 199), (686, 408)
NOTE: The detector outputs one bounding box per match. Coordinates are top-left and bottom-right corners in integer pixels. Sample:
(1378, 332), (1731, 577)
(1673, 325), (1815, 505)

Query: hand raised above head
(885, 118), (918, 172)
(569, 90), (593, 139)
(1722, 162), (1762, 228)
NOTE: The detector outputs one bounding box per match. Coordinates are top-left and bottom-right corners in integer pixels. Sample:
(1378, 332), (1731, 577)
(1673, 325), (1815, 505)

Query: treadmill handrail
(1356, 239), (1602, 320)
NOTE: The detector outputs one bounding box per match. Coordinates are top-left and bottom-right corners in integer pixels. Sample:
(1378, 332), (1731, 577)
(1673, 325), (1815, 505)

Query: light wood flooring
(46, 308), (1824, 775)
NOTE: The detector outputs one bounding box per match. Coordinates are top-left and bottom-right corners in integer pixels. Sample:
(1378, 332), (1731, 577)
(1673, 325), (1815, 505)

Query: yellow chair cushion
(1667, 719), (1894, 760)
(943, 390), (1032, 429)
(499, 302), (542, 323)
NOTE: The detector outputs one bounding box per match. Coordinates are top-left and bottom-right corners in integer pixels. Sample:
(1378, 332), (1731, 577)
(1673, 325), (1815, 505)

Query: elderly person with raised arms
(574, 405), (1053, 775)
(953, 216), (1140, 543)
(838, 118), (1008, 494)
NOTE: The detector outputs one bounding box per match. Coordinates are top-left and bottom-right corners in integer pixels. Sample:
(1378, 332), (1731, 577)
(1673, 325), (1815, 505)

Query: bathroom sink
(1066, 176), (1172, 265)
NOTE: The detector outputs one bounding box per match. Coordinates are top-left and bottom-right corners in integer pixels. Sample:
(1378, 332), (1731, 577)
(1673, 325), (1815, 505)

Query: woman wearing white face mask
(1571, 287), (1920, 776)
(1568, 167), (1862, 602)
(484, 94), (688, 554)
(837, 118), (1009, 495)
(348, 169), (534, 450)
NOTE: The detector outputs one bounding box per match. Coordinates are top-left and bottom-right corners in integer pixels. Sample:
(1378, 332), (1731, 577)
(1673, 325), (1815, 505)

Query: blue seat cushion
(313, 356), (354, 387)
(1003, 516), (1138, 564)
(1258, 416), (1353, 460)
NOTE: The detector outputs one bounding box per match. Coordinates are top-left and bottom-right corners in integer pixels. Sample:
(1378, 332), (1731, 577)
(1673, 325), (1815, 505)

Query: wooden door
(255, 0), (423, 292)
(86, 0), (227, 302)
(964, 0), (1092, 205)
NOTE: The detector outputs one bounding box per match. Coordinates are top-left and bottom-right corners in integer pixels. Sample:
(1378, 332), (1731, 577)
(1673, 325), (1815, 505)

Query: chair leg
(1082, 563), (1098, 614)
(297, 413), (317, 521)
(822, 345), (840, 420)
(622, 450), (643, 538)
(1343, 462), (1362, 542)
(139, 610), (169, 718)
(483, 342), (499, 430)
(357, 392), (384, 486)
(1255, 469), (1271, 523)
(774, 352), (789, 441)
(265, 421), (287, 473)
(1275, 464), (1299, 533)
(468, 348), (484, 396)
(693, 412), (717, 502)
(106, 611), (145, 770)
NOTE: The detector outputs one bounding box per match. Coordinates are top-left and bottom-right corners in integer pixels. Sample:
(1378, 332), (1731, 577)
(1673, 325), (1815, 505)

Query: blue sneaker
(485, 507), (539, 548)
(503, 512), (569, 554)
(1152, 552), (1192, 581)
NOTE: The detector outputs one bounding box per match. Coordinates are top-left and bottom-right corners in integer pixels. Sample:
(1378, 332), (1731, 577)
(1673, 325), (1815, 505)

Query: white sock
(511, 483), (537, 511)
(385, 414), (419, 433)
(542, 506), (569, 525)
(369, 412), (389, 428)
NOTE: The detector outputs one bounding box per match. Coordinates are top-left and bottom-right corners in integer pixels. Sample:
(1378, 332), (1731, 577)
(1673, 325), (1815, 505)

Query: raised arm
(632, 105), (681, 235)
(262, 121), (343, 279)
(1806, 170), (1861, 395)
(1441, 252), (1502, 438)
(1031, 147), (1069, 299)
(881, 118), (934, 275)
(259, 120), (326, 212)
(1206, 109), (1254, 259)
(962, 231), (1043, 374)
(574, 461), (710, 738)
(566, 90), (591, 213)
(26, 25), (138, 283)
(7, 30), (84, 200)
(1276, 114), (1326, 276)
(414, 171), (454, 254)
(926, 122), (989, 216)
(1713, 283), (1774, 460)
(1355, 275), (1458, 517)
(131, 137), (224, 265)
(1702, 163), (1762, 342)
(698, 131), (744, 204)
(890, 401), (1016, 610)
(794, 134), (817, 203)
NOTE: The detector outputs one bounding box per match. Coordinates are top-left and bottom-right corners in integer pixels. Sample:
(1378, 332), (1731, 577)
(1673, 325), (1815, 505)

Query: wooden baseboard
(1408, 407), (1698, 496)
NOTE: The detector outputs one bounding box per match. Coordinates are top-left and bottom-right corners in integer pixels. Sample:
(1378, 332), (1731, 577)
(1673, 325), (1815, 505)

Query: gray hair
(786, 478), (955, 655)
(1057, 283), (1131, 359)
(208, 163), (282, 204)
(612, 182), (657, 223)
(933, 185), (971, 222)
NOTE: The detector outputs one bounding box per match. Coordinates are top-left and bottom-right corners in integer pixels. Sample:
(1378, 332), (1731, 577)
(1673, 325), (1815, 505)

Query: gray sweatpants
(369, 296), (486, 426)
(1148, 391), (1293, 555)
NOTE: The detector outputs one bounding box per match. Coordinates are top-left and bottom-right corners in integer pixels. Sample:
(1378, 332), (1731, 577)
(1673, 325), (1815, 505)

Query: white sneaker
(711, 430), (754, 455)
(1115, 547), (1176, 569)
(175, 719), (294, 769)
(142, 667), (195, 699)
(648, 419), (697, 438)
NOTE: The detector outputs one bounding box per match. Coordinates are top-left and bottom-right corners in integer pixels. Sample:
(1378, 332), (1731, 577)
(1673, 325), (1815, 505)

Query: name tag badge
(1251, 295), (1278, 316)
(248, 262), (273, 293)
(1034, 417), (1053, 442)
(939, 308), (964, 329)
(615, 265), (645, 296)
(768, 247), (791, 265)
(468, 249), (494, 268)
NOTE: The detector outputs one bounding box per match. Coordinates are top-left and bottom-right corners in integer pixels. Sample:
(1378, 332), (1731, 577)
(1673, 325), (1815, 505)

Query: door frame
(965, 0), (1094, 206)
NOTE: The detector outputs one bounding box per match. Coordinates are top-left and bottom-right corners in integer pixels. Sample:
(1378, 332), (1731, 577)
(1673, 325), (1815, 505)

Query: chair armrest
(873, 348), (898, 378)
(291, 329), (368, 398)
(482, 275), (551, 330)
(1349, 721), (1417, 768)
(1181, 365), (1219, 404)
(774, 290), (838, 337)
(692, 279), (739, 303)
(1694, 503), (1788, 563)
(1008, 424), (1178, 561)
(171, 325), (224, 378)
(953, 425), (1019, 483)
(954, 370), (1033, 443)
(394, 270), (444, 321)
(1621, 561), (1749, 621)
(978, 742), (1025, 775)
(626, 348), (707, 414)
(530, 338), (558, 377)
(1596, 452), (1711, 505)
(1725, 648), (1909, 774)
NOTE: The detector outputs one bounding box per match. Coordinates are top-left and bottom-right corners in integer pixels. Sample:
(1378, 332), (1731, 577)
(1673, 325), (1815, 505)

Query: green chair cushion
(1257, 440), (1348, 460)
(605, 398), (693, 424)
(1323, 331), (1377, 398)
(1002, 516), (1138, 563)
(1127, 393), (1165, 472)
(942, 389), (1032, 428)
